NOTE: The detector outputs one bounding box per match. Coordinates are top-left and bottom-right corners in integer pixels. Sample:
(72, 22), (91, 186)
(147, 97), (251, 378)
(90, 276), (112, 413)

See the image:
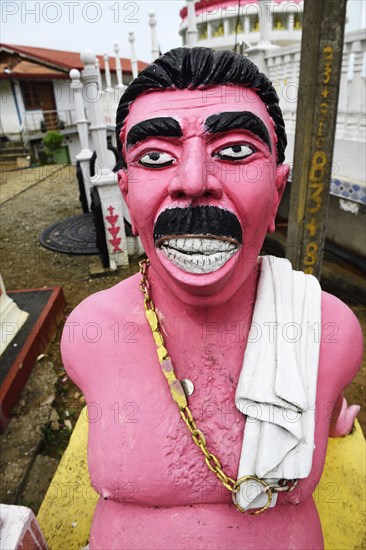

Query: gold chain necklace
(139, 259), (297, 515)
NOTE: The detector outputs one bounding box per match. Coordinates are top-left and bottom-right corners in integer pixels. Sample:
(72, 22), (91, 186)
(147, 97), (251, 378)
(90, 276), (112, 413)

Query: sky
(1, 1), (184, 63)
(1, 1), (365, 64)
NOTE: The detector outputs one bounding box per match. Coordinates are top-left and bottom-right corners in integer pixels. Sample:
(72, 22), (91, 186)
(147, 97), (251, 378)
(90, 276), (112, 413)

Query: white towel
(235, 256), (321, 510)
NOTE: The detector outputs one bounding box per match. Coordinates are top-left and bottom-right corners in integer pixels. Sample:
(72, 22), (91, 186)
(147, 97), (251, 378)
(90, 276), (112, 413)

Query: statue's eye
(214, 144), (254, 161)
(139, 152), (175, 167)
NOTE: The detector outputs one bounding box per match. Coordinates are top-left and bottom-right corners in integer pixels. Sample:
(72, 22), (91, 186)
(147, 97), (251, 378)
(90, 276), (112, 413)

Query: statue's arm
(60, 297), (94, 394)
(320, 291), (363, 437)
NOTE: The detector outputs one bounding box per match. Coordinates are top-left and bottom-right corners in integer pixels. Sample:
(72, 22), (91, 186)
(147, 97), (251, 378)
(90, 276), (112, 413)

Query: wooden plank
(286, 0), (347, 278)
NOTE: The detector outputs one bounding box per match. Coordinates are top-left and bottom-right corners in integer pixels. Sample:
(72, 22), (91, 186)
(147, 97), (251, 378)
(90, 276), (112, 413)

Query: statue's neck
(143, 263), (259, 383)
(147, 262), (260, 334)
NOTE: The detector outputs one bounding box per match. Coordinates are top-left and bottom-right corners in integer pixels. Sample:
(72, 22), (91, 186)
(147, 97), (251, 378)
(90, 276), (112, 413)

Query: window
(229, 17), (244, 35)
(20, 81), (41, 110)
(273, 13), (288, 31)
(248, 14), (259, 32)
(198, 22), (208, 40)
(212, 19), (224, 37)
(294, 13), (303, 30)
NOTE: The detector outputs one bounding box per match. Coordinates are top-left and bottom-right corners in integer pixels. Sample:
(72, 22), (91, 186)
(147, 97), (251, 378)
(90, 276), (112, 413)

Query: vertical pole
(103, 52), (112, 90)
(69, 68), (93, 210)
(187, 0), (198, 47)
(149, 10), (160, 60)
(128, 30), (139, 79)
(246, 0), (278, 73)
(113, 42), (124, 89)
(80, 50), (110, 175)
(95, 57), (102, 89)
(103, 52), (114, 124)
(286, 0), (347, 279)
(259, 0), (272, 45)
(69, 69), (91, 155)
(81, 49), (129, 268)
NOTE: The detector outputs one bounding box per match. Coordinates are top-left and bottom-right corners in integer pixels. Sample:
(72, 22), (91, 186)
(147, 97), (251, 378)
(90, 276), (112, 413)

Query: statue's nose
(168, 139), (223, 200)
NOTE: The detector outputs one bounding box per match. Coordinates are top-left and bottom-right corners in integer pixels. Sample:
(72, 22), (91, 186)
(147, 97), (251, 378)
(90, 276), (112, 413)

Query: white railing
(22, 109), (77, 133)
(101, 87), (126, 126)
(265, 30), (366, 143)
(265, 29), (366, 194)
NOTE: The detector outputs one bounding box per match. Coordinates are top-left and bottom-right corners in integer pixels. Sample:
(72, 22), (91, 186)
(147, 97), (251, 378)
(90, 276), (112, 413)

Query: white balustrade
(264, 30), (366, 181)
(80, 49), (129, 268)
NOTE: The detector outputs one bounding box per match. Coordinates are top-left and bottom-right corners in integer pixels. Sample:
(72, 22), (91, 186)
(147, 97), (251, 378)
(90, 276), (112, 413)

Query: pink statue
(61, 48), (362, 549)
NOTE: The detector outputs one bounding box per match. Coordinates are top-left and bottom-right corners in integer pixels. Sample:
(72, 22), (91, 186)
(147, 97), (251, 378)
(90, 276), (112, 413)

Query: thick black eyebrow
(126, 117), (183, 148)
(205, 112), (272, 153)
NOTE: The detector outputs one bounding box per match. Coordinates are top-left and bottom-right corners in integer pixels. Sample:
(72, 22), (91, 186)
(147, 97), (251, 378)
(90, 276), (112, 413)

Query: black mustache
(154, 206), (242, 244)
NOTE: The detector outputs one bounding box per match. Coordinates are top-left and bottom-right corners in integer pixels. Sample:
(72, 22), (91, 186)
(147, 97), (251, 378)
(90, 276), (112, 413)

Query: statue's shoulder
(60, 273), (141, 389)
(318, 290), (363, 393)
(66, 272), (141, 322)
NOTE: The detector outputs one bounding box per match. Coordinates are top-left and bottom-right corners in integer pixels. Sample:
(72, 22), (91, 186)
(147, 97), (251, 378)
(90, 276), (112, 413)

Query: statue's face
(118, 85), (289, 300)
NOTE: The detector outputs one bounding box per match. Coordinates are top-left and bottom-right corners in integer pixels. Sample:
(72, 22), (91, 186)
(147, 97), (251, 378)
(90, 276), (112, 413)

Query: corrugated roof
(0, 43), (148, 78)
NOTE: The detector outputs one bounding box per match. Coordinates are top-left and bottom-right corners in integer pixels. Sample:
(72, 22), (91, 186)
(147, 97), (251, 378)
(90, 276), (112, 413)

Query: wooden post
(285, 0), (347, 279)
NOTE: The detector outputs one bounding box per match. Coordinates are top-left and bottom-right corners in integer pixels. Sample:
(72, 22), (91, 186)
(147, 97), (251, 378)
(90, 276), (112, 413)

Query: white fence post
(113, 42), (125, 89)
(80, 49), (129, 268)
(149, 11), (160, 60)
(69, 68), (94, 210)
(186, 0), (198, 47)
(128, 31), (139, 79)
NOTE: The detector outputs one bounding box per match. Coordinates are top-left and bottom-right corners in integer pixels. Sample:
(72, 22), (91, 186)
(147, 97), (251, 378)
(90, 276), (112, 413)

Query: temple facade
(179, 0), (304, 52)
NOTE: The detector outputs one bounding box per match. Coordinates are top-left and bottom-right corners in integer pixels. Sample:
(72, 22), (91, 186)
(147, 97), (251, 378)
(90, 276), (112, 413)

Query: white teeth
(159, 237), (239, 274)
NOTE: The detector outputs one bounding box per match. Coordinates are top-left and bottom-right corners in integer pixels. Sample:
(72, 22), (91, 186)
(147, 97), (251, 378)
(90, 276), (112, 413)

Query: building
(179, 0), (303, 52)
(0, 43), (147, 163)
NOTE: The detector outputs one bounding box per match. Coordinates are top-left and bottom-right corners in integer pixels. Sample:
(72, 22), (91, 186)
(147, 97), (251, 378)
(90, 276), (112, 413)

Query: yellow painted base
(37, 410), (97, 550)
(37, 410), (365, 550)
(316, 421), (366, 550)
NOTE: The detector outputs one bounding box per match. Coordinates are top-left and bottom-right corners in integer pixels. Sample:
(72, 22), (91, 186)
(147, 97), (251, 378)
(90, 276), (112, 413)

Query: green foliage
(41, 130), (64, 164)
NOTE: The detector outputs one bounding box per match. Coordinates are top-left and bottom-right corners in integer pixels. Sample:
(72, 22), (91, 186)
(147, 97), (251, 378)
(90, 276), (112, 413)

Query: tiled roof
(0, 43), (148, 77)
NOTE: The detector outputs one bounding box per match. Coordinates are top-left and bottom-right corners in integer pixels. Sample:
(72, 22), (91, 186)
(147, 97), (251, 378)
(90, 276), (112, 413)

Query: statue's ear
(117, 169), (139, 236)
(117, 168), (128, 201)
(267, 164), (290, 233)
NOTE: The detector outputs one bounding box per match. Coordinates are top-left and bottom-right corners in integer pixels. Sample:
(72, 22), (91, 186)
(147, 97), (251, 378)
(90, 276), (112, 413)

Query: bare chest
(86, 340), (245, 507)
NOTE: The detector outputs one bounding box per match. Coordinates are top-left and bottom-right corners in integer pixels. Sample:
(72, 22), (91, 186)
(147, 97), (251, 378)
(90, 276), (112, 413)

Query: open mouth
(154, 206), (242, 274)
(159, 235), (239, 273)
(158, 235), (239, 274)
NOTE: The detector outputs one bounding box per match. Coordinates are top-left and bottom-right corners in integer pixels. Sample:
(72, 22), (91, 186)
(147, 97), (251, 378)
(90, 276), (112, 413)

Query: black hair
(115, 47), (286, 170)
